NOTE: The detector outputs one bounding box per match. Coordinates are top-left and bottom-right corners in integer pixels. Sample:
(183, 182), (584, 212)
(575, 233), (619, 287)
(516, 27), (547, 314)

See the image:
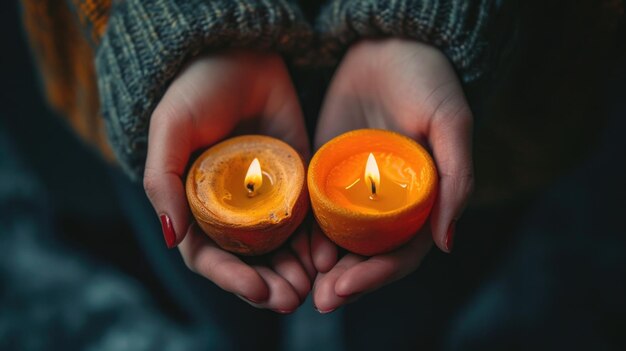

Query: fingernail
(314, 306), (337, 314)
(160, 214), (176, 249)
(272, 309), (294, 314)
(242, 296), (263, 304)
(445, 220), (456, 253)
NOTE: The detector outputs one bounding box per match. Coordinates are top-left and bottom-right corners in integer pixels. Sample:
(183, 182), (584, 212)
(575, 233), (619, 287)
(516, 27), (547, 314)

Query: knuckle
(435, 95), (472, 126)
(457, 168), (475, 195)
(151, 93), (195, 131)
(457, 171), (475, 196)
(440, 167), (475, 198)
(151, 100), (177, 124)
(142, 172), (159, 199)
(427, 84), (473, 127)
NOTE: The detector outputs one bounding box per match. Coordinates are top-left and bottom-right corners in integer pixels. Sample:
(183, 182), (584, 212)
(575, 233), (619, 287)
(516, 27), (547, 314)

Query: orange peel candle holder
(308, 129), (438, 256)
(186, 135), (308, 256)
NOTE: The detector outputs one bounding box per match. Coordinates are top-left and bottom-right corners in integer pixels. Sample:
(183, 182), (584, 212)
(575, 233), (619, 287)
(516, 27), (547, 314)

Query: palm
(312, 40), (474, 312)
(315, 39), (468, 147)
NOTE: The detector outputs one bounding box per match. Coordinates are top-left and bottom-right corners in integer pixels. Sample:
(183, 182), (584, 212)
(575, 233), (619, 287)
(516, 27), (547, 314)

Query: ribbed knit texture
(316, 0), (494, 82)
(95, 0), (495, 179)
(95, 0), (313, 180)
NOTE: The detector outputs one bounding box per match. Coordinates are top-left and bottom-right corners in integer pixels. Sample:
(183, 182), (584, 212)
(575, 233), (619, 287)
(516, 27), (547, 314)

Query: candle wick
(369, 176), (377, 196)
(247, 183), (255, 197)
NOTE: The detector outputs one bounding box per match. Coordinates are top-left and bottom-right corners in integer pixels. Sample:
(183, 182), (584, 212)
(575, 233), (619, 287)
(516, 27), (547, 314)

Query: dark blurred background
(1, 0), (625, 350)
(0, 0), (180, 315)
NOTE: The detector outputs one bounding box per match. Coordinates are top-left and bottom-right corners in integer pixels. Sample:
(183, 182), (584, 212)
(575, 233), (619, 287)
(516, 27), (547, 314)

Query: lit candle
(364, 153), (380, 199)
(308, 129), (438, 256)
(186, 135), (308, 255)
(245, 158), (263, 196)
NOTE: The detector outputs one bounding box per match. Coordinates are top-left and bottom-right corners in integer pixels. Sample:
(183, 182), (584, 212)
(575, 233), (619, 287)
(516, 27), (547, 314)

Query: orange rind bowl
(308, 129), (438, 256)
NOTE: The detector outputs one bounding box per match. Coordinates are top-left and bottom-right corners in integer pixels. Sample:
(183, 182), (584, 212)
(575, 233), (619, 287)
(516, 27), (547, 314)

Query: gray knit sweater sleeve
(316, 0), (494, 82)
(96, 0), (312, 180)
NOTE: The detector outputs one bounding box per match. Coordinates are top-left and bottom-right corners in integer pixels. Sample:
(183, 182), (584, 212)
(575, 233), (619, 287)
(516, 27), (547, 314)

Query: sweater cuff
(316, 0), (494, 82)
(95, 0), (312, 180)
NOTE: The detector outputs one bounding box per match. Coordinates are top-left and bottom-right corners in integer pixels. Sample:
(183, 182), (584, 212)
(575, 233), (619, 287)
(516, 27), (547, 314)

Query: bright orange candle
(326, 152), (417, 212)
(186, 135), (308, 256)
(308, 129), (438, 256)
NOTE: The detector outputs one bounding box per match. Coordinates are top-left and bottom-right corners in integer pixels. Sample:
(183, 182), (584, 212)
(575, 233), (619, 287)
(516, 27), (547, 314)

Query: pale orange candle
(308, 129), (438, 256)
(186, 135), (308, 256)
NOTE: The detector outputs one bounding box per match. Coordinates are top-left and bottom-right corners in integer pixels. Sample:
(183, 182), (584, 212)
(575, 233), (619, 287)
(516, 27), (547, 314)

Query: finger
(253, 266), (302, 313)
(290, 228), (316, 281)
(144, 98), (194, 248)
(179, 224), (269, 303)
(311, 223), (338, 273)
(313, 254), (365, 313)
(271, 248), (311, 303)
(335, 232), (433, 297)
(428, 100), (474, 253)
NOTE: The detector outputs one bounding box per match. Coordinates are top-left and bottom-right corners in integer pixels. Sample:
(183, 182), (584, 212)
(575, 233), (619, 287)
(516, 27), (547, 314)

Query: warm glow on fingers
(365, 153), (380, 197)
(245, 158), (263, 195)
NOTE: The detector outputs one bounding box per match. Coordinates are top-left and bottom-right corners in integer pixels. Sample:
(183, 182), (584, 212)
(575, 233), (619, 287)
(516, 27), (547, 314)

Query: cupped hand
(143, 51), (315, 313)
(311, 39), (474, 312)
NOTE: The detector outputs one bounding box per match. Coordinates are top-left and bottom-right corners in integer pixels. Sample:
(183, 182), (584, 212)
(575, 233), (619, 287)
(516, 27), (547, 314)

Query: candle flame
(365, 153), (380, 196)
(245, 158), (263, 195)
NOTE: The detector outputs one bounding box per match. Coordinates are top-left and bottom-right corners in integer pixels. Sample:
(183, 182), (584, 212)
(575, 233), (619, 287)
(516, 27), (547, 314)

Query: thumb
(143, 56), (243, 248)
(143, 103), (195, 249)
(428, 100), (474, 253)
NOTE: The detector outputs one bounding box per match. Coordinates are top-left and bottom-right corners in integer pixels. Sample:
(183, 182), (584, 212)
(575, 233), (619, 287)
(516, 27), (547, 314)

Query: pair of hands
(143, 39), (474, 313)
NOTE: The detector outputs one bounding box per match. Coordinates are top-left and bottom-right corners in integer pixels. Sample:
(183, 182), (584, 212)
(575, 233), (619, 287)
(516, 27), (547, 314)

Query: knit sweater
(23, 0), (495, 180)
(315, 0), (493, 81)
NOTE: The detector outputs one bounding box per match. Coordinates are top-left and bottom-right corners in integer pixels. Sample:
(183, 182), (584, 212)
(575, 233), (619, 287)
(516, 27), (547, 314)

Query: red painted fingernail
(160, 214), (176, 249)
(445, 220), (456, 253)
